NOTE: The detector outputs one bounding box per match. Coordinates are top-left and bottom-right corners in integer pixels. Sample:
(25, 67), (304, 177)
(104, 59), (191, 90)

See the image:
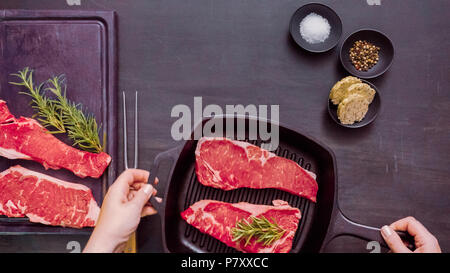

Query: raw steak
(181, 199), (301, 253)
(0, 100), (15, 123)
(195, 137), (318, 202)
(0, 165), (99, 228)
(0, 100), (111, 178)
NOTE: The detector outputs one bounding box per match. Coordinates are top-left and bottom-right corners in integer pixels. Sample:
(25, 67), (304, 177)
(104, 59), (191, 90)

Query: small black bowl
(289, 3), (342, 53)
(340, 29), (394, 78)
(327, 79), (381, 128)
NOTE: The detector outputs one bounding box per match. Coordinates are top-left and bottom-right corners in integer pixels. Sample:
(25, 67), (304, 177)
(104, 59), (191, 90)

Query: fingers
(129, 180), (158, 192)
(109, 169), (150, 198)
(127, 186), (158, 201)
(390, 216), (441, 252)
(129, 183), (155, 208)
(381, 225), (412, 253)
(115, 169), (150, 187)
(389, 216), (431, 238)
(127, 191), (135, 201)
(141, 205), (158, 217)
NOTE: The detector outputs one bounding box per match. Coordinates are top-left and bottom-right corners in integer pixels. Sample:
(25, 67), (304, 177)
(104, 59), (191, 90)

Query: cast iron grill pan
(151, 116), (414, 253)
(157, 117), (327, 253)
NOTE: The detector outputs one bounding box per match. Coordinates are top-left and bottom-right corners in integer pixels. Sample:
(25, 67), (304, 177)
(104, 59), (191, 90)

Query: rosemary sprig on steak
(231, 216), (286, 247)
(10, 68), (103, 153)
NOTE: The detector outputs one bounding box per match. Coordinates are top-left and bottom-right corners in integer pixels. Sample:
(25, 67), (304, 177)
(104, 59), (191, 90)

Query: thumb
(130, 184), (154, 208)
(381, 225), (411, 253)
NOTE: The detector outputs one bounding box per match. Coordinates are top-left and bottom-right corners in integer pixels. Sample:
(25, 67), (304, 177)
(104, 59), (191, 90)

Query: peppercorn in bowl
(340, 29), (394, 78)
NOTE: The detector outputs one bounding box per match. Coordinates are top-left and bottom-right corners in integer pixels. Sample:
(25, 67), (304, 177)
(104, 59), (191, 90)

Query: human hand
(381, 216), (441, 253)
(83, 169), (158, 253)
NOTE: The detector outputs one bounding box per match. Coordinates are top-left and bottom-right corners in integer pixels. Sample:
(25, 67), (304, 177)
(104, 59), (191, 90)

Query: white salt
(299, 13), (331, 44)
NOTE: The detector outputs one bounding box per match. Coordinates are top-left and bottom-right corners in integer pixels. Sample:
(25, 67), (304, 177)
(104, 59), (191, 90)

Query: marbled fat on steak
(0, 165), (99, 228)
(195, 137), (318, 202)
(0, 100), (110, 178)
(181, 200), (301, 253)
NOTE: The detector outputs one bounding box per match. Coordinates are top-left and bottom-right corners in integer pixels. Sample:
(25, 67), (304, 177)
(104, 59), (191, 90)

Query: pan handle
(147, 145), (183, 213)
(323, 209), (415, 251)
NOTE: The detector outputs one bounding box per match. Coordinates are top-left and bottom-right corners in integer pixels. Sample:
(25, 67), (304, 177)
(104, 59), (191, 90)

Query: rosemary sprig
(9, 67), (66, 134)
(9, 68), (103, 153)
(46, 76), (103, 153)
(231, 216), (286, 247)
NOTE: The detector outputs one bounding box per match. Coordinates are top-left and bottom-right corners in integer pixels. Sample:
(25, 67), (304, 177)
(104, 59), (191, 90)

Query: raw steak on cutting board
(181, 199), (301, 253)
(0, 165), (99, 228)
(195, 137), (318, 202)
(0, 100), (110, 178)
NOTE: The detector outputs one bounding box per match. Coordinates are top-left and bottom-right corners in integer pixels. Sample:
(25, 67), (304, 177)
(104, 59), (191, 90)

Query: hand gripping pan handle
(147, 145), (183, 215)
(323, 209), (415, 251)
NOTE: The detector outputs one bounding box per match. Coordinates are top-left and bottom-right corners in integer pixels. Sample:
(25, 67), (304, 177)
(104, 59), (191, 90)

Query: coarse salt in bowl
(289, 3), (342, 53)
(300, 13), (331, 44)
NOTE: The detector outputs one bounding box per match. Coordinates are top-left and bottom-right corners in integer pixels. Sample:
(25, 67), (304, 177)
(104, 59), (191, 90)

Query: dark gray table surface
(0, 0), (448, 253)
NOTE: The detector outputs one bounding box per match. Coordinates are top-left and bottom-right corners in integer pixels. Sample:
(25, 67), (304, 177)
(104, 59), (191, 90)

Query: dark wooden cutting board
(0, 9), (117, 234)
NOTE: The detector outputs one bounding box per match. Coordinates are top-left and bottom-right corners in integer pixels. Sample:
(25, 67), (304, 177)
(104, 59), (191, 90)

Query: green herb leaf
(9, 67), (66, 134)
(46, 75), (103, 153)
(10, 68), (103, 153)
(231, 216), (286, 247)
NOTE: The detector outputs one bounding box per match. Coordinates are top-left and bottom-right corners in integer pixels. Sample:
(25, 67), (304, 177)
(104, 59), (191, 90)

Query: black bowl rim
(327, 79), (381, 128)
(339, 28), (395, 79)
(289, 2), (343, 53)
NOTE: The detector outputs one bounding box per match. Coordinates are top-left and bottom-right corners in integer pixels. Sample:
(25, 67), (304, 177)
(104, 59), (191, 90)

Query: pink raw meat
(0, 165), (99, 228)
(0, 99), (110, 178)
(181, 199), (301, 253)
(195, 137), (318, 202)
